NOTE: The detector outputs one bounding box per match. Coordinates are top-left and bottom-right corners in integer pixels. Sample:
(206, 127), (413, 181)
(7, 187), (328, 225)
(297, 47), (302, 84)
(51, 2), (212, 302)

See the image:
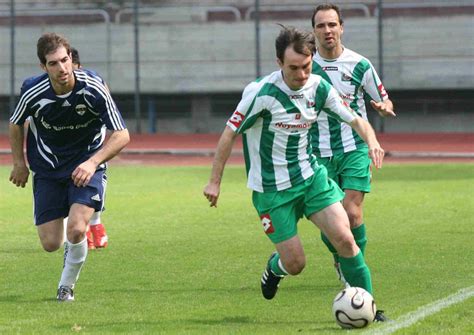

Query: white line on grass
(365, 286), (474, 335)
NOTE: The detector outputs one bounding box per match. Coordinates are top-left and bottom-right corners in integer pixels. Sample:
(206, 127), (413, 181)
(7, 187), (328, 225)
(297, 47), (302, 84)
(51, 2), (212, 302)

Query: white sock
(89, 212), (101, 226)
(59, 237), (88, 289)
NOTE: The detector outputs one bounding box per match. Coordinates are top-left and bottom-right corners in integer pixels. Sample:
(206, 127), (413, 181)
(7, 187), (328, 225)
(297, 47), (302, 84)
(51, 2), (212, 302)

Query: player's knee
(41, 240), (62, 252)
(345, 205), (363, 227)
(66, 225), (86, 243)
(285, 255), (306, 275)
(334, 234), (358, 257)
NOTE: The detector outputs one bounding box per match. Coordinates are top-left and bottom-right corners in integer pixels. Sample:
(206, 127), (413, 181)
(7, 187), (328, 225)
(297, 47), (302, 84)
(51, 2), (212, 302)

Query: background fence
(0, 0), (473, 133)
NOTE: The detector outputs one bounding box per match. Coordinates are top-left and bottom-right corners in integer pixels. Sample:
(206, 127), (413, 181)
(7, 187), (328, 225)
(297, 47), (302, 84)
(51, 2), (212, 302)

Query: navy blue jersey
(10, 69), (126, 178)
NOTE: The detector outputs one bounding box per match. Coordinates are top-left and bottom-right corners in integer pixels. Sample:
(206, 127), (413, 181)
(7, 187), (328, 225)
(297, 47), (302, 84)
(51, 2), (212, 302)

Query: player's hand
(370, 100), (396, 117)
(203, 182), (220, 207)
(9, 164), (30, 188)
(368, 146), (385, 169)
(72, 160), (97, 187)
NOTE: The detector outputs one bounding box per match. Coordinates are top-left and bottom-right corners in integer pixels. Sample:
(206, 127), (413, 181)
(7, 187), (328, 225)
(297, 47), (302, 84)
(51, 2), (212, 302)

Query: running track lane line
(365, 285), (474, 335)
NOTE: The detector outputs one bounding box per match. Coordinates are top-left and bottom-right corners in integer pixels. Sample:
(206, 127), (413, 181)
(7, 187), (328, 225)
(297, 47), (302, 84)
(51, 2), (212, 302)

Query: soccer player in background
(9, 33), (129, 301)
(203, 26), (385, 309)
(310, 4), (395, 317)
(70, 47), (109, 249)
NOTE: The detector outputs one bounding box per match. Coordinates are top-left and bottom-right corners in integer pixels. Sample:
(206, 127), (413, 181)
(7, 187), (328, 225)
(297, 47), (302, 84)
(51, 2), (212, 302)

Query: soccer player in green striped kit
(204, 26), (385, 314)
(310, 4), (395, 320)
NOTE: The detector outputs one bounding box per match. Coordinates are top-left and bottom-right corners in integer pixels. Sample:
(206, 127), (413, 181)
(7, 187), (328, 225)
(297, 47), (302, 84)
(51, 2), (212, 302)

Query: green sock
(339, 251), (373, 294)
(269, 253), (288, 277)
(321, 233), (339, 263)
(352, 224), (367, 256)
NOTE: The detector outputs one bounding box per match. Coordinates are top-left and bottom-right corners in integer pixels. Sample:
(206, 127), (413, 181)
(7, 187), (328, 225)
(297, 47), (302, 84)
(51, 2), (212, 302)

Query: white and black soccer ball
(332, 287), (376, 329)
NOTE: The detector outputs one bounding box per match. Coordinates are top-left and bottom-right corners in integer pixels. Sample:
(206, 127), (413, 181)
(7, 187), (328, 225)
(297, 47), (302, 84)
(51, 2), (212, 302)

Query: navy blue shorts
(32, 170), (107, 225)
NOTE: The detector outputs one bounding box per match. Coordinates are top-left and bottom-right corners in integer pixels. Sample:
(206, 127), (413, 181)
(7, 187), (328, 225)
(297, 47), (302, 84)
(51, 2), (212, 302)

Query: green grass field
(0, 163), (473, 334)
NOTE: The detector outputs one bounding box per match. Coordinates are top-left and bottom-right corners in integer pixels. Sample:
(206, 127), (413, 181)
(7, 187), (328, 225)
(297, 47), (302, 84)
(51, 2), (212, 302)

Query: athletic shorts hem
(305, 193), (344, 219)
(268, 231), (298, 244)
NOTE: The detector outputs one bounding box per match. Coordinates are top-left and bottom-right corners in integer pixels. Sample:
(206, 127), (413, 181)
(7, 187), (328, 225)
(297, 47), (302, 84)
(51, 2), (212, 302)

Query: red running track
(1, 133), (473, 166)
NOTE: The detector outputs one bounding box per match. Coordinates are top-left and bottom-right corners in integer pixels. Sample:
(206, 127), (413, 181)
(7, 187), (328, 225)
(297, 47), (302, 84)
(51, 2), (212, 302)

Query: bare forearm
(203, 126), (237, 207)
(351, 118), (378, 148)
(209, 127), (237, 185)
(89, 129), (130, 167)
(9, 123), (26, 166)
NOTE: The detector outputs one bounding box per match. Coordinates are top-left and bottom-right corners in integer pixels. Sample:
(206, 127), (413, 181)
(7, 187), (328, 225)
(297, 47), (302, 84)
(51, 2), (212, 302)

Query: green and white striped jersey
(311, 47), (389, 157)
(227, 70), (357, 193)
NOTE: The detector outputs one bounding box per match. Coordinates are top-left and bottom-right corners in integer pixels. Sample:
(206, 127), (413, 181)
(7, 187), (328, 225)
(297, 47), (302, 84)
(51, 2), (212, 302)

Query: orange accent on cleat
(86, 226), (95, 250)
(90, 223), (108, 248)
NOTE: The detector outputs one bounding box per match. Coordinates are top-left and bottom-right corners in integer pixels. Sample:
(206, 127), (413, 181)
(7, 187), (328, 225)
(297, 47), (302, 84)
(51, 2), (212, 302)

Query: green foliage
(0, 164), (473, 334)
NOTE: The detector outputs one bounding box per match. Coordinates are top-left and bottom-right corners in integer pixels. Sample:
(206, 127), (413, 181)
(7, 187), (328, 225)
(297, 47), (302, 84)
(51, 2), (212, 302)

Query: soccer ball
(332, 287), (376, 329)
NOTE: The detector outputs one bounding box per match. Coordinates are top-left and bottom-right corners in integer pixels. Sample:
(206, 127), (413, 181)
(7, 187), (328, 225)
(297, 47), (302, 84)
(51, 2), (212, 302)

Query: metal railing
(115, 5), (242, 24)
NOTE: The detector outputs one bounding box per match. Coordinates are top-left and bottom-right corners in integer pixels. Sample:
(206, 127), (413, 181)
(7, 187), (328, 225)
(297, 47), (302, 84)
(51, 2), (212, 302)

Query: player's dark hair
(71, 47), (80, 67)
(311, 3), (344, 28)
(37, 32), (71, 65)
(275, 25), (315, 64)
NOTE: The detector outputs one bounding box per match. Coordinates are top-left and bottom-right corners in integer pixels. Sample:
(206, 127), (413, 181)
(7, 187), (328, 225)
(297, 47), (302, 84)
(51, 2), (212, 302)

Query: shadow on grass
(49, 317), (336, 333)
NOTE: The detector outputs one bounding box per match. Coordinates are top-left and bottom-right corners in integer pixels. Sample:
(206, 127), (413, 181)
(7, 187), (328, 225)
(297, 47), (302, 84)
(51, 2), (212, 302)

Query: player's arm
(320, 79), (384, 168)
(8, 122), (30, 187)
(370, 98), (395, 117)
(362, 63), (396, 117)
(349, 117), (384, 169)
(203, 126), (238, 207)
(72, 129), (130, 187)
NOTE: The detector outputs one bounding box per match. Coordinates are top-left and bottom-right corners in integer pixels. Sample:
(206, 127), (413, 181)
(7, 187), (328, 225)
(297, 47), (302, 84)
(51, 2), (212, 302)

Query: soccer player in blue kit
(8, 33), (129, 301)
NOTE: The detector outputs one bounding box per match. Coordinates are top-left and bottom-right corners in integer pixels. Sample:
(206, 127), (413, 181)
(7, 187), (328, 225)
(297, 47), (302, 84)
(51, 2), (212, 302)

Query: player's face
(278, 47), (312, 90)
(41, 46), (74, 94)
(313, 9), (343, 52)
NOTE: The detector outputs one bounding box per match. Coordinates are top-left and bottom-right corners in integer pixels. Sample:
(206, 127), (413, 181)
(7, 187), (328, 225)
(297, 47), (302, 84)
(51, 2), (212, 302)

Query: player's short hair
(311, 3), (344, 28)
(275, 25), (316, 63)
(71, 47), (80, 67)
(37, 32), (71, 65)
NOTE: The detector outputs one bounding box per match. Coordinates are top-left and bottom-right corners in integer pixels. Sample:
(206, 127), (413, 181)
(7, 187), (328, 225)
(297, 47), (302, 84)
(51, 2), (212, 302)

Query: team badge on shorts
(260, 214), (274, 234)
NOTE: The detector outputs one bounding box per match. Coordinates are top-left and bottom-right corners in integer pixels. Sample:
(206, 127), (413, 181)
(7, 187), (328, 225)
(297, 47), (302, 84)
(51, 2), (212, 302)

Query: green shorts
(316, 147), (371, 193)
(252, 166), (345, 244)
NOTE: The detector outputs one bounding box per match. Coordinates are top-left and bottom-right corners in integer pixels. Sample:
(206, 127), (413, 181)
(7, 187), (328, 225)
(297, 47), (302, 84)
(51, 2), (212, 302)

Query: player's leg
(316, 156), (341, 262)
(58, 203), (94, 301)
(89, 173), (108, 248)
(304, 166), (373, 294)
(308, 202), (373, 294)
(58, 169), (106, 301)
(37, 219), (67, 252)
(85, 223), (95, 249)
(33, 175), (69, 252)
(320, 150), (370, 282)
(343, 190), (367, 253)
(253, 186), (306, 300)
(339, 148), (371, 254)
(340, 150), (388, 322)
(89, 210), (108, 248)
(261, 236), (305, 300)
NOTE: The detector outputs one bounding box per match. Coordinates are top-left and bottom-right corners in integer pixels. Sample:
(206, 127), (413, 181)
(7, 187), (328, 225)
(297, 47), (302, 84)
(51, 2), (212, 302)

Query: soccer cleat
(374, 310), (390, 322)
(86, 226), (95, 250)
(57, 286), (74, 302)
(261, 252), (284, 300)
(334, 262), (350, 288)
(90, 224), (108, 248)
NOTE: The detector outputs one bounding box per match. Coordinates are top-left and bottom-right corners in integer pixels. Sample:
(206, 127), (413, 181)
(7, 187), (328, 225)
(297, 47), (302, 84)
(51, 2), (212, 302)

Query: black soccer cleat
(374, 309), (390, 322)
(57, 285), (75, 302)
(261, 252), (284, 300)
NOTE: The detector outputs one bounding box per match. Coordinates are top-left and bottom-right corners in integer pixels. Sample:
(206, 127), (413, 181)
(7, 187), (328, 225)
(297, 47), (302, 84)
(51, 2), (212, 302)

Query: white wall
(0, 15), (472, 94)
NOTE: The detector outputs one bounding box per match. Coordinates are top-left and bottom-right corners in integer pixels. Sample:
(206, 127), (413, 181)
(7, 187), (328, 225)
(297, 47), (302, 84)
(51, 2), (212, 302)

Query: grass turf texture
(0, 164), (473, 334)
